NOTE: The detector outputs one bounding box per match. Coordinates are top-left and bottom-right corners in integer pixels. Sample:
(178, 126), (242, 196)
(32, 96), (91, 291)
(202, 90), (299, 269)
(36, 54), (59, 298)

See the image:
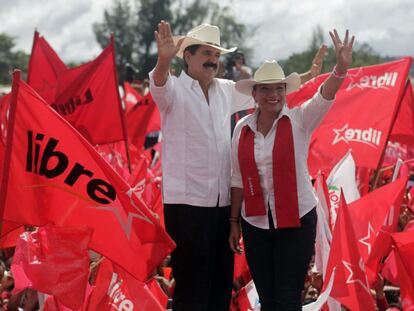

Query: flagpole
(26, 29), (39, 84)
(110, 34), (132, 173)
(371, 78), (412, 190)
(0, 71), (20, 234)
(379, 157), (414, 172)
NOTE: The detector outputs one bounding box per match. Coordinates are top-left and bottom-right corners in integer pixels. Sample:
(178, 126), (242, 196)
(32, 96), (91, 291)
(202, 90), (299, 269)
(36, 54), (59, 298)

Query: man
(149, 21), (326, 310)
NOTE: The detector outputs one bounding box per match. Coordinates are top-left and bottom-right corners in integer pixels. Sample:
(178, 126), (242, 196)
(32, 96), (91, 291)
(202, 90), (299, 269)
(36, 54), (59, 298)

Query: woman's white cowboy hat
(235, 60), (301, 95)
(173, 24), (237, 58)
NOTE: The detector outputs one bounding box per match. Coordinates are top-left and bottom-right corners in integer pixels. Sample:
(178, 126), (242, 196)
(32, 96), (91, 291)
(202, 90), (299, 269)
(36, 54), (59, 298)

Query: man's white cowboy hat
(235, 60), (301, 95)
(173, 24), (237, 58)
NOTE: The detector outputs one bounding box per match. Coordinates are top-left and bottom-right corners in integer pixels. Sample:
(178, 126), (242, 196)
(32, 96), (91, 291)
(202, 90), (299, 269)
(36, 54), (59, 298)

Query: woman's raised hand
(329, 29), (355, 72)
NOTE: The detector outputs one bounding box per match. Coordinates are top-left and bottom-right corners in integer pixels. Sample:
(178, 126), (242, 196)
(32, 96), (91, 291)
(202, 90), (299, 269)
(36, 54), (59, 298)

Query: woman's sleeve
(231, 122), (244, 189)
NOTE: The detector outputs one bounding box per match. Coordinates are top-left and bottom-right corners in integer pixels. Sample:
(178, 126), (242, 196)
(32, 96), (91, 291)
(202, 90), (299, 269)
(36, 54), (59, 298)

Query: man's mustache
(203, 62), (218, 70)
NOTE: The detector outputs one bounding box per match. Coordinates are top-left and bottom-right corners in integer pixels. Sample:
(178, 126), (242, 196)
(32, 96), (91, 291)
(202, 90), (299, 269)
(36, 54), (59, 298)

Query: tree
(93, 0), (137, 82)
(0, 33), (29, 85)
(93, 0), (252, 81)
(170, 0), (254, 75)
(281, 26), (386, 75)
(135, 0), (173, 78)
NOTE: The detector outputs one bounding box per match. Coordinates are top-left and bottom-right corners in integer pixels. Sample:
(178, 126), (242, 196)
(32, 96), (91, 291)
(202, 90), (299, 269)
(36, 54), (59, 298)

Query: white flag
(314, 172), (333, 276)
(327, 150), (360, 229)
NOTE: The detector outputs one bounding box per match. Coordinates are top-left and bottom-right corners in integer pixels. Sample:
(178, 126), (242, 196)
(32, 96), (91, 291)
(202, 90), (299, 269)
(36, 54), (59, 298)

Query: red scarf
(238, 115), (300, 228)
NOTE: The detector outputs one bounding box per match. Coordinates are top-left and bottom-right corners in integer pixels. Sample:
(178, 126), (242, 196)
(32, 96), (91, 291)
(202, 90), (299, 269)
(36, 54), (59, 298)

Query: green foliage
(0, 33), (29, 85)
(133, 0), (174, 77)
(281, 26), (387, 75)
(170, 0), (254, 75)
(93, 0), (252, 81)
(93, 0), (137, 82)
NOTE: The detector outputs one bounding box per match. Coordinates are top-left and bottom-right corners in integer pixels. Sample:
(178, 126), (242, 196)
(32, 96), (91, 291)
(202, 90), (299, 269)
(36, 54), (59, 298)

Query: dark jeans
(241, 208), (317, 311)
(164, 204), (234, 311)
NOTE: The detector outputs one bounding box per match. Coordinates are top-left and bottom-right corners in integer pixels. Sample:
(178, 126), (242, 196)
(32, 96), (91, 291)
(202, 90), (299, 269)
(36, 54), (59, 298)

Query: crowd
(0, 20), (413, 311)
(0, 172), (412, 310)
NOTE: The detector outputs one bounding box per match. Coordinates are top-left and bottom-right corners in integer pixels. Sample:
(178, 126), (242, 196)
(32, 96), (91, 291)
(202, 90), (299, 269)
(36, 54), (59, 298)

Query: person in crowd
(225, 52), (253, 82)
(229, 29), (354, 310)
(143, 78), (150, 95)
(131, 81), (145, 97)
(373, 273), (390, 311)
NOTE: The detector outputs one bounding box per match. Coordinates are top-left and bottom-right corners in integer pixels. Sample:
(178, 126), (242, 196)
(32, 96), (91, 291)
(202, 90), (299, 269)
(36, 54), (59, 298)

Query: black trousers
(164, 204), (234, 311)
(241, 208), (317, 311)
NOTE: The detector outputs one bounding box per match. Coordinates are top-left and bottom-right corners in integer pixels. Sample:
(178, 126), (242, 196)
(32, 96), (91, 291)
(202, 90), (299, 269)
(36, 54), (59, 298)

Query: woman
(229, 29), (354, 310)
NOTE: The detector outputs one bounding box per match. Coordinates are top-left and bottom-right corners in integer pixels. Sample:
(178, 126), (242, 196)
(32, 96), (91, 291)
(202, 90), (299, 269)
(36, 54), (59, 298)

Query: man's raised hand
(155, 20), (183, 64)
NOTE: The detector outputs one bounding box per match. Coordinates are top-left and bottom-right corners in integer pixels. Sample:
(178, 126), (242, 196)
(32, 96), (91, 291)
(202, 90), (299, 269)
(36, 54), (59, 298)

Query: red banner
(123, 81), (142, 113)
(348, 178), (406, 285)
(11, 225), (91, 309)
(52, 38), (126, 145)
(324, 193), (376, 311)
(389, 81), (414, 145)
(287, 58), (412, 176)
(0, 93), (10, 175)
(86, 259), (165, 310)
(126, 92), (160, 149)
(0, 73), (175, 281)
(391, 231), (414, 309)
(27, 31), (67, 104)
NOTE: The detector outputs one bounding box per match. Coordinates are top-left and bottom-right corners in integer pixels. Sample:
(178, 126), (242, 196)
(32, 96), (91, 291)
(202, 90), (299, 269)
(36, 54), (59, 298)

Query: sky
(1, 0), (414, 67)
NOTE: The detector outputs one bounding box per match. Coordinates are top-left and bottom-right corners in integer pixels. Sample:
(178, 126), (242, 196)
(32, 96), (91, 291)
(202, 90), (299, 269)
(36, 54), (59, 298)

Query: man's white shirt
(149, 70), (254, 207)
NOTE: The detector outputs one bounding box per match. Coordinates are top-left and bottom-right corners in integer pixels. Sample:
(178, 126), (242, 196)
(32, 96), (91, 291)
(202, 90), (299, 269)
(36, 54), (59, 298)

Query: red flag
(347, 178), (406, 285)
(123, 81), (142, 113)
(389, 81), (414, 145)
(324, 193), (376, 311)
(44, 283), (93, 311)
(378, 222), (414, 287)
(127, 149), (152, 190)
(52, 38), (126, 145)
(382, 249), (399, 286)
(11, 225), (91, 309)
(127, 149), (166, 226)
(44, 296), (75, 311)
(146, 277), (169, 309)
(288, 58), (412, 176)
(233, 239), (251, 284)
(0, 92), (24, 250)
(96, 142), (133, 181)
(27, 31), (67, 104)
(86, 258), (165, 310)
(237, 280), (260, 311)
(0, 224), (24, 248)
(144, 177), (165, 227)
(348, 178), (406, 261)
(383, 141), (408, 167)
(0, 93), (10, 144)
(0, 92), (23, 245)
(391, 231), (414, 309)
(27, 32), (126, 145)
(126, 92), (160, 149)
(0, 73), (175, 281)
(356, 167), (372, 197)
(0, 93), (10, 188)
